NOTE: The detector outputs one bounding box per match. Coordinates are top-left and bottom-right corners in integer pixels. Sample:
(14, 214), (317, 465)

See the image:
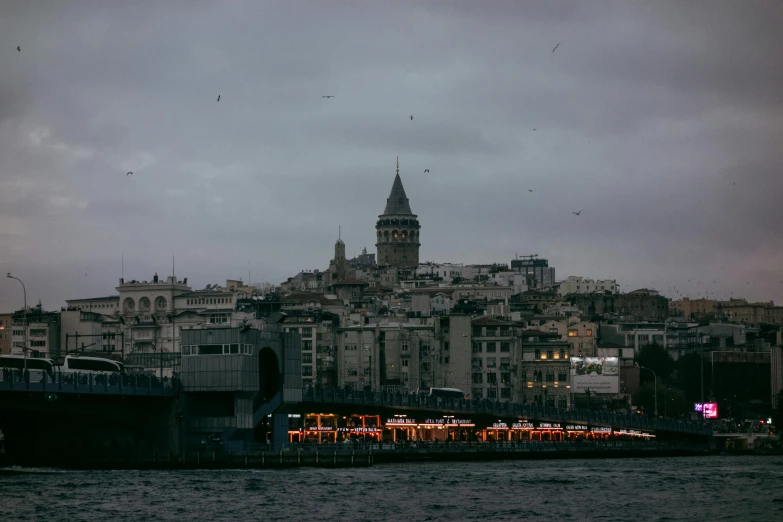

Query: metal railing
(301, 387), (712, 437)
(0, 369), (178, 396)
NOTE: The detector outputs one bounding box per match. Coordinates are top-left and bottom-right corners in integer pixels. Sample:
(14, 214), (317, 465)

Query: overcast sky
(2, 0), (782, 311)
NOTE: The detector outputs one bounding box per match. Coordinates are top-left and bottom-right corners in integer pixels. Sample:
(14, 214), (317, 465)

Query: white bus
(417, 387), (467, 400)
(0, 356), (58, 383)
(60, 355), (125, 376)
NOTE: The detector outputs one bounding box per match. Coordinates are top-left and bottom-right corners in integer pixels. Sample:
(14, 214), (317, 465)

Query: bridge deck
(301, 388), (712, 437)
(0, 370), (177, 397)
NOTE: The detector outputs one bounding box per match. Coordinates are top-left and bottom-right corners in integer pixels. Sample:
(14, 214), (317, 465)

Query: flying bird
(410, 115), (414, 121)
(552, 43), (560, 53)
(572, 209), (584, 216)
(533, 128), (537, 131)
(126, 172), (133, 176)
(217, 94), (221, 102)
(528, 189), (533, 193)
(424, 169), (430, 173)
(17, 46), (21, 52)
(321, 95), (335, 99)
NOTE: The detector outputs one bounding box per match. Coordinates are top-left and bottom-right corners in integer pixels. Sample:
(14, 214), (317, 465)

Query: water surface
(1, 456), (781, 521)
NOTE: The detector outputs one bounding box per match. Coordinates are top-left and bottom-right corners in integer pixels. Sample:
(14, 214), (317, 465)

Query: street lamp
(639, 365), (658, 417)
(6, 273), (28, 372)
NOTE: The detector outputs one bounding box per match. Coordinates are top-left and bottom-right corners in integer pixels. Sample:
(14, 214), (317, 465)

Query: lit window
(568, 330), (578, 337)
(586, 329), (593, 337)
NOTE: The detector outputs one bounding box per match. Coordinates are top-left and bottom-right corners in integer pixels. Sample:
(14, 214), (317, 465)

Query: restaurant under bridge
(273, 387), (710, 446)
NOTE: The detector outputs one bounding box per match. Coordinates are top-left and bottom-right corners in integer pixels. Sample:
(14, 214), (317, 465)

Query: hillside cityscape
(3, 163), (781, 429)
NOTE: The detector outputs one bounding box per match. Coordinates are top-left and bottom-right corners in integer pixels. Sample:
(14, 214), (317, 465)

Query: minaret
(375, 157), (420, 268)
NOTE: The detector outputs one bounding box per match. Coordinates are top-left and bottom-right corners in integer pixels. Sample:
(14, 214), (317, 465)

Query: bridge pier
(271, 413), (290, 451)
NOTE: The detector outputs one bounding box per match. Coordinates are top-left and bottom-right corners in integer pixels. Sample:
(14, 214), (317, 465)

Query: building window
(534, 349), (541, 359)
(301, 327), (313, 337)
(568, 330), (578, 337)
(207, 314), (229, 325)
(486, 357), (497, 368)
(546, 371), (554, 382)
(402, 342), (409, 352)
(501, 388), (511, 399)
(500, 357), (510, 370)
(486, 342), (497, 353)
(500, 342), (510, 352)
(501, 372), (511, 383)
(533, 370), (542, 382)
(558, 370), (567, 381)
(558, 397), (568, 409)
(302, 353), (312, 364)
(586, 329), (593, 337)
(547, 350), (553, 359)
(485, 327), (497, 336)
(487, 388), (497, 399)
(302, 366), (313, 376)
(519, 368), (526, 381)
(559, 349), (566, 359)
(302, 340), (313, 351)
(30, 340), (46, 347)
(402, 359), (409, 367)
(472, 358), (482, 369)
(30, 329), (47, 337)
(472, 388), (483, 399)
(487, 372), (497, 384)
(472, 342), (482, 353)
(443, 341), (449, 351)
(472, 373), (483, 384)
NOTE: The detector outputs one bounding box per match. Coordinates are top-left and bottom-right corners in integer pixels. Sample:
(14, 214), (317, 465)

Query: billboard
(571, 357), (619, 394)
(694, 403), (718, 419)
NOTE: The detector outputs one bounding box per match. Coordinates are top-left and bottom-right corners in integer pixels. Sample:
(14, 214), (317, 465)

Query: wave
(0, 466), (66, 475)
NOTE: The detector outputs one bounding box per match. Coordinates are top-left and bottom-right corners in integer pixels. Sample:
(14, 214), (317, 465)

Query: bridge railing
(301, 387), (712, 437)
(0, 368), (179, 396)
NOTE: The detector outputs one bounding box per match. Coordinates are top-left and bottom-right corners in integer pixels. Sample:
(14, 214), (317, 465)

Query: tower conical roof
(383, 160), (413, 215)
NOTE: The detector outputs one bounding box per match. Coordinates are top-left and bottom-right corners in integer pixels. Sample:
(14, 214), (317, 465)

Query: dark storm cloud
(1, 0), (783, 310)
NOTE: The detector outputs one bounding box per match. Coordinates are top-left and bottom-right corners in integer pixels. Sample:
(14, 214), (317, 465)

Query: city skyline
(2, 0), (783, 310)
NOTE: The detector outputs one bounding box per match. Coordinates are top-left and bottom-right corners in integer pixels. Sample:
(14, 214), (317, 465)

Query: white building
(558, 276), (618, 296)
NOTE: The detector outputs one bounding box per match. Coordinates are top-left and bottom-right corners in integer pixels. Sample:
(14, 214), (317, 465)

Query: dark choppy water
(1, 456), (781, 521)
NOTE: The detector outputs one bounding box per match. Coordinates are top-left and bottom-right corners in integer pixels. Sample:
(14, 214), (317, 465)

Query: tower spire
(396, 156), (399, 176)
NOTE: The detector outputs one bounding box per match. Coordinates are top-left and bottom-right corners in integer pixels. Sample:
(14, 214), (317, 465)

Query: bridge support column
(271, 413), (290, 451)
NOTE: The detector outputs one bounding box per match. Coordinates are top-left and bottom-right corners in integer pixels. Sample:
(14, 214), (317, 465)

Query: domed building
(375, 158), (420, 268)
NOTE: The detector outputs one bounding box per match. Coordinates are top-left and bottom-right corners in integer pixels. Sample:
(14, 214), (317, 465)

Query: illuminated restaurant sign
(386, 417), (417, 427)
(423, 418), (474, 427)
(492, 422), (509, 429)
(590, 427), (612, 433)
(512, 422), (535, 430)
(565, 424), (588, 431)
(537, 422), (562, 430)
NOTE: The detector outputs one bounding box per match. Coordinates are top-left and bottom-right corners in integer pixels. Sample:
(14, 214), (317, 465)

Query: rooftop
(382, 160), (414, 216)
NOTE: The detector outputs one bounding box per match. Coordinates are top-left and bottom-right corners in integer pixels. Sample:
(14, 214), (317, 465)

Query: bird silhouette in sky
(217, 94), (221, 102)
(410, 115), (414, 121)
(528, 189), (533, 193)
(552, 43), (560, 53)
(17, 46), (21, 52)
(321, 95), (334, 99)
(126, 172), (133, 176)
(572, 209), (584, 216)
(424, 169), (430, 173)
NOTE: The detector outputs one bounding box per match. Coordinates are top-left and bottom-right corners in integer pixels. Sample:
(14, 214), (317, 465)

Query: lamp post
(639, 365), (658, 417)
(6, 273), (28, 372)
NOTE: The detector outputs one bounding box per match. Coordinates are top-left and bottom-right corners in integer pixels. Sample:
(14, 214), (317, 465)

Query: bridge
(298, 387), (712, 439)
(0, 370), (177, 397)
(0, 324), (713, 467)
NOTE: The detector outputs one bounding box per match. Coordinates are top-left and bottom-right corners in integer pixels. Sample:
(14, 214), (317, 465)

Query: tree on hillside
(636, 343), (675, 383)
(674, 352), (712, 404)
